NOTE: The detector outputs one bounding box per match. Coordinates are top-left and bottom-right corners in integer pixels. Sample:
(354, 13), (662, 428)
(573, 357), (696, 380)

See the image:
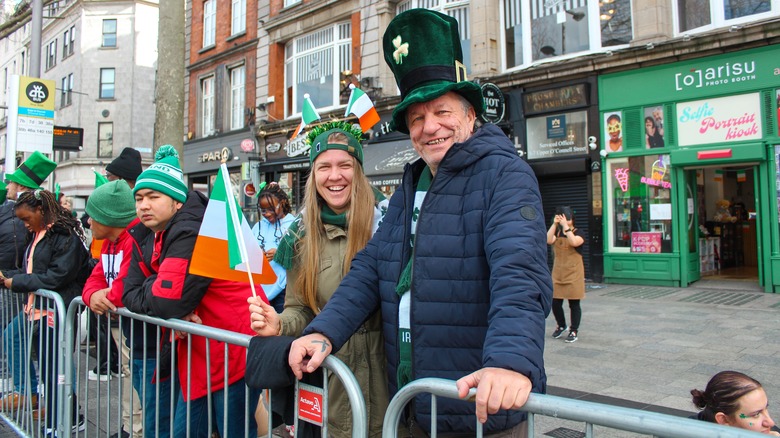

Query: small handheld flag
(92, 169), (109, 188)
(345, 84), (380, 132)
(190, 164), (276, 296)
(291, 94), (321, 139)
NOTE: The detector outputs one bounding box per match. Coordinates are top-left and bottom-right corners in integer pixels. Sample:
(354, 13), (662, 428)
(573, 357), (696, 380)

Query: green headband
(307, 123), (364, 165)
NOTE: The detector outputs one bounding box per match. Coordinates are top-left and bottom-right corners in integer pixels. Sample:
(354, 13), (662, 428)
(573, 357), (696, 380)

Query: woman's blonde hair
(294, 132), (376, 313)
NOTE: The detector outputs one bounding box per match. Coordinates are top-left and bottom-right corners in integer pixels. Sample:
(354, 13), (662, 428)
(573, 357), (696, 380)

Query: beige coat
(551, 231), (585, 300)
(280, 223), (388, 438)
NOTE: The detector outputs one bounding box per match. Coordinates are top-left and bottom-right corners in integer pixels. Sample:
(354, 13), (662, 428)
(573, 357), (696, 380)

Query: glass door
(682, 169), (700, 285)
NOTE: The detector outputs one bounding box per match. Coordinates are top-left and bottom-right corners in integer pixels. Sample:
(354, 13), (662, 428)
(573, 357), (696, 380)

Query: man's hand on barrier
(89, 288), (116, 315)
(175, 312), (203, 339)
(288, 333), (333, 380)
(456, 367), (532, 424)
(247, 296), (281, 337)
(2, 277), (11, 289)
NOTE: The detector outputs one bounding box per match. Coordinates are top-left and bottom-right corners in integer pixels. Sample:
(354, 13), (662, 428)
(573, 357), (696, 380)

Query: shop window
(397, 0), (471, 74)
(502, 0), (632, 70)
(675, 0), (774, 34)
(526, 110), (588, 160)
(606, 155), (673, 253)
(284, 22), (351, 116)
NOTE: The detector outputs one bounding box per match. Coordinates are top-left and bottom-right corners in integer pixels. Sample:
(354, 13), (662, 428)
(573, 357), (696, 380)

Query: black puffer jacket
(4, 223), (92, 306)
(0, 201), (29, 272)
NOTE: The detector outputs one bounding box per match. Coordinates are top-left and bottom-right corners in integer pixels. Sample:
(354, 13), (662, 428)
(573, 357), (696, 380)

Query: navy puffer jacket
(305, 124), (553, 434)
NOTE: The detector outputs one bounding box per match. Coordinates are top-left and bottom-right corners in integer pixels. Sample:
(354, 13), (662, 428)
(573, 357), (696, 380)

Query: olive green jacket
(280, 223), (388, 438)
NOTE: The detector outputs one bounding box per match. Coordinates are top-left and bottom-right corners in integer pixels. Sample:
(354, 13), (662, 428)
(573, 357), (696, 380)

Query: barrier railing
(0, 291), (368, 438)
(382, 377), (768, 438)
(0, 288), (70, 437)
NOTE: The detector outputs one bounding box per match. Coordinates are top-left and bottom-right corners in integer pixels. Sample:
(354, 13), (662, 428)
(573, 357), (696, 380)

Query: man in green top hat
(288, 8), (552, 437)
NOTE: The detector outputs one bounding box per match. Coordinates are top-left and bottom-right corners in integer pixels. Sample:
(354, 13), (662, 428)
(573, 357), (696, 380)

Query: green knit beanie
(307, 121), (364, 166)
(86, 180), (137, 228)
(133, 145), (187, 203)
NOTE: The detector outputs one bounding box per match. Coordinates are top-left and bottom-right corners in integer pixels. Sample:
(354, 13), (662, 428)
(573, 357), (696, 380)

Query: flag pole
(220, 163), (258, 298)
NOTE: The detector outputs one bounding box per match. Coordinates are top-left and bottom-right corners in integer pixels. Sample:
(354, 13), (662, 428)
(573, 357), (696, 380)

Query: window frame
(46, 39), (57, 70)
(229, 65), (246, 131)
(231, 0), (246, 36)
(99, 68), (115, 99)
(102, 19), (117, 48)
(673, 0), (779, 36)
(201, 75), (215, 136)
(284, 22), (352, 117)
(203, 0), (216, 47)
(60, 73), (73, 107)
(97, 121), (114, 158)
(499, 0), (633, 72)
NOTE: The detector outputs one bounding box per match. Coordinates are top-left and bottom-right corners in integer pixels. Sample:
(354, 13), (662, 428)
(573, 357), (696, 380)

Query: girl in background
(251, 182), (296, 313)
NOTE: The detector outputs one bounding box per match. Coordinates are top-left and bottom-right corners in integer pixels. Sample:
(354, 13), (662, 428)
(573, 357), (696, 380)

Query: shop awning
(362, 139), (418, 177)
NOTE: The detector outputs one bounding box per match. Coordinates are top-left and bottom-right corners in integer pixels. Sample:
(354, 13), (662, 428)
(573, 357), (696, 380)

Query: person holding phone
(546, 207), (585, 343)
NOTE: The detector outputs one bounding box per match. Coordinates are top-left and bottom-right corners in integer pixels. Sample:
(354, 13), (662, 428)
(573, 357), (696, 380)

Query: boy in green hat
(288, 8), (552, 436)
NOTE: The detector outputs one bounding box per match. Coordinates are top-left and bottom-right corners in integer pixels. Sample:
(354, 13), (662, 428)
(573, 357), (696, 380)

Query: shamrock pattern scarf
(395, 166), (432, 389)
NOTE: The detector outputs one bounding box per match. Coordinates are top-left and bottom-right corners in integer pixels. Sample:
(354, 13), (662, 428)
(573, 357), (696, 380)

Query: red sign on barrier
(298, 388), (323, 425)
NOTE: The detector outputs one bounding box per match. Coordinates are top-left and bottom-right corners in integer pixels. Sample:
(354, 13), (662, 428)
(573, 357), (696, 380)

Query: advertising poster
(631, 232), (663, 253)
(604, 111), (623, 152)
(676, 93), (761, 146)
(644, 106), (665, 149)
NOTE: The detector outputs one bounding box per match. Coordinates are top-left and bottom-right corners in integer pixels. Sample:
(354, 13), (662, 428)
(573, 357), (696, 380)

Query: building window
(100, 68), (115, 99)
(201, 76), (215, 136)
(63, 25), (75, 57)
(502, 0), (632, 70)
(676, 0), (773, 33)
(203, 0), (216, 47)
(230, 65), (245, 130)
(231, 0), (246, 35)
(98, 122), (113, 158)
(102, 19), (117, 47)
(45, 40), (57, 70)
(283, 0), (301, 7)
(61, 73), (73, 107)
(285, 22), (351, 116)
(397, 0), (472, 73)
(606, 155), (673, 253)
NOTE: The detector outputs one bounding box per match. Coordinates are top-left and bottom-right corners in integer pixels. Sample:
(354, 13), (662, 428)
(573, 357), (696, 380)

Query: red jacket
(82, 218), (141, 307)
(123, 192), (256, 401)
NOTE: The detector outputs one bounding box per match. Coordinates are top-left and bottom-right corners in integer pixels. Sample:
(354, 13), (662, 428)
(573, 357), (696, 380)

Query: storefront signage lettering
(640, 157), (671, 189)
(640, 176), (671, 189)
(283, 162), (309, 170)
(631, 232), (662, 253)
(480, 83), (506, 124)
(522, 84), (587, 115)
(198, 147), (232, 163)
(371, 121), (396, 140)
(526, 111), (588, 160)
(285, 136), (310, 158)
(266, 142), (281, 153)
(676, 93), (762, 146)
(675, 61), (756, 91)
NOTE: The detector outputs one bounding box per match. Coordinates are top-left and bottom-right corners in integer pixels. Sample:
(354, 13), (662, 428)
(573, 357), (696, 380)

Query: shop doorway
(691, 165), (759, 285)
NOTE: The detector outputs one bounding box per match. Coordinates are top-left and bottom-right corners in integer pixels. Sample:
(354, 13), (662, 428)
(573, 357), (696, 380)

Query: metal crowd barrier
(0, 287), (70, 437)
(0, 287), (368, 437)
(382, 378), (767, 438)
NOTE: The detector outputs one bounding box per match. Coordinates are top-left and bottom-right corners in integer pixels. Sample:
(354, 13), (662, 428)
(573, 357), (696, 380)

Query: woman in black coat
(0, 190), (92, 433)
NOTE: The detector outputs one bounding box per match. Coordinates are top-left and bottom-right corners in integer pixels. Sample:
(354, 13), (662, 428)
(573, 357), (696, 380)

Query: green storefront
(598, 44), (780, 292)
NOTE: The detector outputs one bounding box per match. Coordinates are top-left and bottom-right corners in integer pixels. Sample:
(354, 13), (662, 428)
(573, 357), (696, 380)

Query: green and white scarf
(395, 166), (432, 389)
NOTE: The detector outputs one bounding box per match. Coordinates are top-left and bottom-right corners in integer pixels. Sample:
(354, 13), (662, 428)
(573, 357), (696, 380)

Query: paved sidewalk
(537, 280), (780, 437)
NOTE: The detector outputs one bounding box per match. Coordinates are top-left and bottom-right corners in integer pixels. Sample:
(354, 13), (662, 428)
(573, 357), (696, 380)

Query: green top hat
(383, 8), (484, 134)
(6, 151), (57, 190)
(0, 181), (6, 204)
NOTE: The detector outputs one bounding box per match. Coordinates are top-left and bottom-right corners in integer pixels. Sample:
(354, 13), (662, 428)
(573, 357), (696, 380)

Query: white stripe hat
(133, 144), (187, 203)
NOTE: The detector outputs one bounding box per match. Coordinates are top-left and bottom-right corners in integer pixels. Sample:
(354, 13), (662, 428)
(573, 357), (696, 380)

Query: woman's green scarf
(273, 187), (386, 270)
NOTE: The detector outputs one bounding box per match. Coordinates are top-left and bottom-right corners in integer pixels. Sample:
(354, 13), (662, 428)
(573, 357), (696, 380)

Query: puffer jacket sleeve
(481, 159), (552, 391)
(10, 232), (86, 293)
(122, 229), (151, 314)
(302, 228), (383, 351)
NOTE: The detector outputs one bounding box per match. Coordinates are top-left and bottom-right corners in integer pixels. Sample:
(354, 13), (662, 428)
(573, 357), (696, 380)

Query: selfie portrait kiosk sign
(7, 75), (56, 166)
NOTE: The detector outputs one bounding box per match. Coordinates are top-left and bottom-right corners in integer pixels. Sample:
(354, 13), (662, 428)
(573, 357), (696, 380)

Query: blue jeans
(3, 312), (38, 395)
(173, 379), (258, 438)
(131, 359), (173, 438)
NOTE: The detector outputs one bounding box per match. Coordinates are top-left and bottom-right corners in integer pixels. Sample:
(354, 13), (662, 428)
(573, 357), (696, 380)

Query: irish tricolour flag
(291, 94), (321, 139)
(190, 164), (276, 294)
(345, 84), (380, 133)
